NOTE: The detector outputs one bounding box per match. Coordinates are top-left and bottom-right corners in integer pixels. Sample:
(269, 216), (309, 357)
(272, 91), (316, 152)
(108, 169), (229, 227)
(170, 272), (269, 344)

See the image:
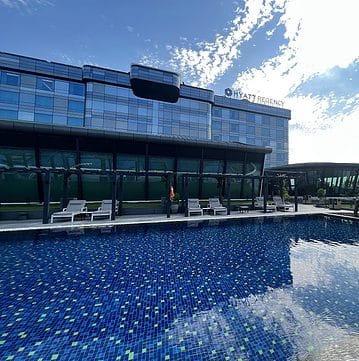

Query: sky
(0, 0), (358, 164)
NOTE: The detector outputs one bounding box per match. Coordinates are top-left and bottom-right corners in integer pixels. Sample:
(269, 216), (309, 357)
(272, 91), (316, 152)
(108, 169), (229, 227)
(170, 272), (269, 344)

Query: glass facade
(0, 51), (290, 186)
(0, 68), (85, 126)
(269, 163), (359, 197)
(211, 106), (288, 168)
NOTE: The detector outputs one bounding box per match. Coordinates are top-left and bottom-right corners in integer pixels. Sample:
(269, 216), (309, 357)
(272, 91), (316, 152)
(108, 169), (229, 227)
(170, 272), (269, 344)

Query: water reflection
(0, 216), (358, 360)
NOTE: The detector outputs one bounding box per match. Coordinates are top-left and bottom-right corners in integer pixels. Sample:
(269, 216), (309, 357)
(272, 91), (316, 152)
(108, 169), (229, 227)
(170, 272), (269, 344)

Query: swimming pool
(0, 215), (358, 360)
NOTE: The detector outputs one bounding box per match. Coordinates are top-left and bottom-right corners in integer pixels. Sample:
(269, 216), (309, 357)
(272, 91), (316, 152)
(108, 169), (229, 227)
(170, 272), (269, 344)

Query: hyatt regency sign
(224, 88), (284, 108)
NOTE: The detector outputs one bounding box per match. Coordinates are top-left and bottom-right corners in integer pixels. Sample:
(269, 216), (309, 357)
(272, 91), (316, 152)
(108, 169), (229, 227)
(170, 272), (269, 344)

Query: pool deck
(0, 204), (357, 232)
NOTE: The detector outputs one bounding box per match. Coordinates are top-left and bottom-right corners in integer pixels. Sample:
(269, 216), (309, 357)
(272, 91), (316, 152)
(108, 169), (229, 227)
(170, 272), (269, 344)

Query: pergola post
(294, 177), (298, 212)
(251, 177), (255, 209)
(184, 175), (189, 217)
(181, 173), (185, 212)
(226, 176), (231, 215)
(111, 173), (118, 221)
(263, 177), (268, 213)
(118, 174), (123, 216)
(61, 171), (70, 209)
(42, 170), (52, 224)
(166, 173), (171, 219)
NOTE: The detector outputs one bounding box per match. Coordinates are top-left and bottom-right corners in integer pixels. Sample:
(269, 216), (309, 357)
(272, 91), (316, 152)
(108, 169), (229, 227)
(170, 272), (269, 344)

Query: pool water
(0, 216), (358, 360)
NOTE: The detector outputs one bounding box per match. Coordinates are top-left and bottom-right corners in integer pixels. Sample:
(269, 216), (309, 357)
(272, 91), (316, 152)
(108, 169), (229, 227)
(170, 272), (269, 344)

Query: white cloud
(126, 25), (134, 33)
(0, 0), (52, 11)
(233, 0), (359, 97)
(289, 101), (359, 163)
(169, 0), (286, 87)
(230, 0), (359, 163)
(145, 0), (359, 163)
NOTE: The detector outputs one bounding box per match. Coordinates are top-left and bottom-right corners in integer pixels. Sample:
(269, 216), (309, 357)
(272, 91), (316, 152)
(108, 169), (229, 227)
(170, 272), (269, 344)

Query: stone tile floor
(0, 204), (355, 233)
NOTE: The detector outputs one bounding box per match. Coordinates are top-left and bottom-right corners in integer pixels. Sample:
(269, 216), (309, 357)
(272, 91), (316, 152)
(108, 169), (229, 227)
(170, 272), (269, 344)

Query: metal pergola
(0, 166), (300, 224)
(179, 172), (299, 216)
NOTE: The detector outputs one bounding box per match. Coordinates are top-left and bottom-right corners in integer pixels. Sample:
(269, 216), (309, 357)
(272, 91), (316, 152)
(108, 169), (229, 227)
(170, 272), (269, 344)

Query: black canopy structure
(0, 166), (300, 224)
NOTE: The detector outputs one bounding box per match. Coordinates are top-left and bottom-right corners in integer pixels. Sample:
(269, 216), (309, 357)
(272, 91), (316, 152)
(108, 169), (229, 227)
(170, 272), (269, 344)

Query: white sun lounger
(208, 198), (227, 215)
(254, 196), (276, 212)
(188, 198), (203, 216)
(91, 200), (119, 221)
(50, 200), (87, 223)
(273, 196), (294, 211)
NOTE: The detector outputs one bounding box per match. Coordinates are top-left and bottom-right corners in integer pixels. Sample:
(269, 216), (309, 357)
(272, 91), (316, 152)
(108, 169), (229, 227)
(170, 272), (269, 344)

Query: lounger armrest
(82, 207), (88, 211)
(63, 208), (67, 211)
(98, 206), (102, 211)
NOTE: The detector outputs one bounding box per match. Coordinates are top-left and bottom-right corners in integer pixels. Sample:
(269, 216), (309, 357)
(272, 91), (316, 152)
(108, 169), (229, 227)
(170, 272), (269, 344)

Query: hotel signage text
(224, 88), (284, 108)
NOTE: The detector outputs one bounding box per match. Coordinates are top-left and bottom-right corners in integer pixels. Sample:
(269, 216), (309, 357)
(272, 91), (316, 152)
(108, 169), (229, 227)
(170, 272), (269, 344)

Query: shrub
(316, 188), (326, 199)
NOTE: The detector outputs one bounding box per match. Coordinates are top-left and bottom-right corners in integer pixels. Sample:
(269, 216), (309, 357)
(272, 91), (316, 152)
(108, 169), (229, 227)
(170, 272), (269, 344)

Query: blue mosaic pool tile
(0, 216), (358, 360)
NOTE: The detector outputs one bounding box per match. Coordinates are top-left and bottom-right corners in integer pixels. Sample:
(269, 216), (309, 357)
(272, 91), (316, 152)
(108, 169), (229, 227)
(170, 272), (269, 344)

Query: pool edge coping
(1, 209), (356, 233)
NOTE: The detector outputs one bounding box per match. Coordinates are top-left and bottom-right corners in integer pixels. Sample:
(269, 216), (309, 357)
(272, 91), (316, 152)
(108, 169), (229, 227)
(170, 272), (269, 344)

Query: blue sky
(1, 0), (358, 163)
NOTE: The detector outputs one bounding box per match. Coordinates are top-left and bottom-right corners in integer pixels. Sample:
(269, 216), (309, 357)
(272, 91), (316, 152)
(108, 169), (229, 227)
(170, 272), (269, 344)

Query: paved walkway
(0, 204), (356, 233)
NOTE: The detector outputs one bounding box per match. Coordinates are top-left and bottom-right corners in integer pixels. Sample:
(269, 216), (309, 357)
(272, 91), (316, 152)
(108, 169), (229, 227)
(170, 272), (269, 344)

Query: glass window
(177, 158), (200, 173)
(0, 147), (35, 167)
(212, 121), (221, 130)
(116, 104), (128, 113)
(40, 149), (76, 169)
(276, 130), (284, 139)
(92, 100), (104, 111)
(138, 107), (147, 116)
(117, 154), (145, 171)
(246, 112), (255, 122)
(81, 152), (113, 170)
(262, 115), (270, 127)
(35, 113), (52, 123)
(68, 100), (84, 113)
(0, 90), (19, 104)
(53, 114), (67, 125)
(36, 78), (54, 92)
(149, 157), (174, 171)
(18, 111), (34, 121)
(20, 74), (36, 89)
(67, 117), (83, 127)
(227, 161), (244, 174)
(230, 110), (239, 120)
(2, 72), (20, 86)
(104, 102), (116, 112)
(35, 95), (53, 108)
(55, 80), (69, 94)
(20, 93), (35, 105)
(0, 109), (17, 120)
(203, 159), (223, 174)
(69, 82), (85, 96)
(0, 147), (37, 202)
(105, 85), (117, 95)
(246, 126), (255, 135)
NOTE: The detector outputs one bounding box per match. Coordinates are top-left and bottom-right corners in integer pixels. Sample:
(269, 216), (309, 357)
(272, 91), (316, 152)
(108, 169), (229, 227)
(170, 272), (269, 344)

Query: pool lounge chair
(91, 200), (119, 221)
(273, 196), (294, 211)
(50, 200), (87, 223)
(254, 196), (276, 212)
(187, 198), (203, 216)
(208, 198), (227, 215)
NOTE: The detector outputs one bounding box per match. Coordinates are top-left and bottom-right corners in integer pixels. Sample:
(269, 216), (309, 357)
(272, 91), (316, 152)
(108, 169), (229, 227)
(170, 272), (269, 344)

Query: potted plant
(170, 193), (180, 214)
(316, 188), (326, 207)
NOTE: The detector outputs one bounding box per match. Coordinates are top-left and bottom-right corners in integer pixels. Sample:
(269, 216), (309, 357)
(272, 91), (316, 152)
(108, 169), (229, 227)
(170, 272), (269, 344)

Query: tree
(316, 188), (326, 199)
